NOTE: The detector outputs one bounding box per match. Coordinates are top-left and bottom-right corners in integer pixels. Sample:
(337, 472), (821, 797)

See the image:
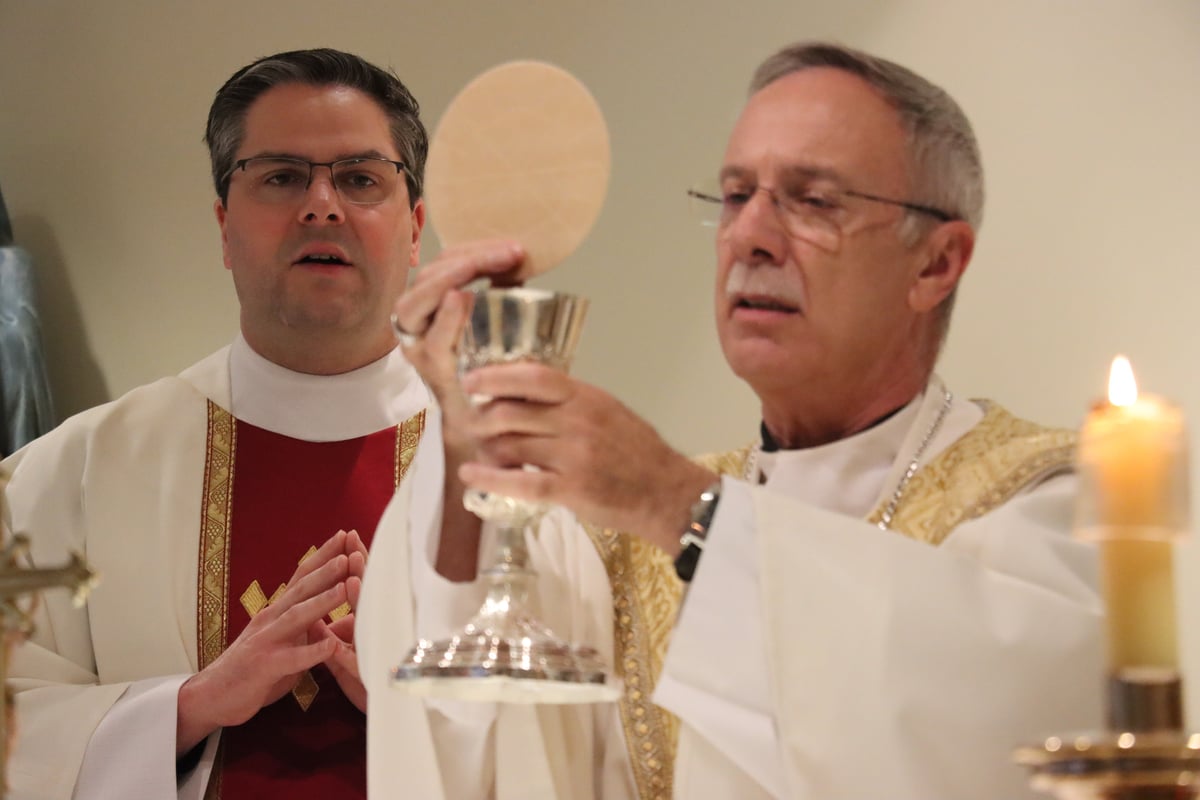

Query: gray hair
(204, 48), (428, 209)
(750, 41), (984, 336)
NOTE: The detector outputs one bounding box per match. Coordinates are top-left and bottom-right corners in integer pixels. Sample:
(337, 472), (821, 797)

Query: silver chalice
(391, 287), (620, 704)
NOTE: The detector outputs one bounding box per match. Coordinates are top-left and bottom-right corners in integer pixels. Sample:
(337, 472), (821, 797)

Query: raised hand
(175, 530), (358, 755)
(459, 362), (717, 555)
(392, 238), (525, 414)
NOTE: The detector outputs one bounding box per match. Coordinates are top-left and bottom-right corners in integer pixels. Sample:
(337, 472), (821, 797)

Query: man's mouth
(295, 251), (351, 267)
(734, 295), (800, 314)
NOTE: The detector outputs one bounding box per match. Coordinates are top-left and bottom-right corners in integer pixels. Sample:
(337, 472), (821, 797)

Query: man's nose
(298, 168), (346, 224)
(722, 187), (786, 265)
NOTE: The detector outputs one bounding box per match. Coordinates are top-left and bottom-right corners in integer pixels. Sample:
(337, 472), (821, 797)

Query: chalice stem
(485, 524), (532, 577)
(479, 524), (535, 624)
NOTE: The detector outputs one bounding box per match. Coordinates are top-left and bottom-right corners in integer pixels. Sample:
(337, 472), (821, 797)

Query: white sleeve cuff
(75, 674), (210, 800)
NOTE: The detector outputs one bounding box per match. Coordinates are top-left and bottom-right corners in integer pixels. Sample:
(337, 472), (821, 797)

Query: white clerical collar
(228, 334), (429, 442)
(757, 392), (923, 519)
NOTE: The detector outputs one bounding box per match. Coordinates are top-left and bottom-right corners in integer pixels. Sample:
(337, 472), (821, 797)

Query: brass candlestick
(1, 468), (97, 796)
(1015, 360), (1198, 799)
(1015, 674), (1200, 799)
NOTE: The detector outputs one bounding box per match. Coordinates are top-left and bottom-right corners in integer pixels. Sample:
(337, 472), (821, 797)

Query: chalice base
(392, 600), (620, 704)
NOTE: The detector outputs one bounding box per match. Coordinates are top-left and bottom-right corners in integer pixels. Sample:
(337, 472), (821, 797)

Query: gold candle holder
(1015, 358), (1199, 799)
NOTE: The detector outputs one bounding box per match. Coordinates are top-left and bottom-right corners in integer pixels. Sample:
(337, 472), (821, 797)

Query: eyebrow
(719, 163), (847, 185)
(240, 149), (395, 162)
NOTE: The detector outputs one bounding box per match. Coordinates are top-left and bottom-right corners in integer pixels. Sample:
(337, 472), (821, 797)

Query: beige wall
(4, 0), (1200, 723)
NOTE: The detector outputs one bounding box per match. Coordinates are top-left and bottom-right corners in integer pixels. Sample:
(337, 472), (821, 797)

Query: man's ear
(909, 220), (974, 313)
(214, 199), (232, 270)
(409, 198), (425, 266)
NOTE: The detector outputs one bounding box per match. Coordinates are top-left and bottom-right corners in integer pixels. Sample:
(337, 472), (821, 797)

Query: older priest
(2, 48), (429, 799)
(362, 41), (1105, 799)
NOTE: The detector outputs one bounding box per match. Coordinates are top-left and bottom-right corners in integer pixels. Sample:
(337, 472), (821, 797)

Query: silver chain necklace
(743, 388), (954, 531)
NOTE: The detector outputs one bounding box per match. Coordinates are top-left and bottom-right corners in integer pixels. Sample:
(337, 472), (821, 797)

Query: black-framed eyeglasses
(228, 156), (408, 206)
(687, 180), (955, 251)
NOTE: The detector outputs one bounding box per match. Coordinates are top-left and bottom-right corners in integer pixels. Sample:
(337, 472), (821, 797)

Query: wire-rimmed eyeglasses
(687, 179), (955, 250)
(228, 156), (408, 206)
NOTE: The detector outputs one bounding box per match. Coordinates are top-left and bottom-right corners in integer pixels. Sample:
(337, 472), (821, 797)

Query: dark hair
(204, 48), (427, 208)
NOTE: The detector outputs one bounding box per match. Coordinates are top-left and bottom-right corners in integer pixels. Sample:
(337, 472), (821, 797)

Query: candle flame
(1108, 355), (1138, 406)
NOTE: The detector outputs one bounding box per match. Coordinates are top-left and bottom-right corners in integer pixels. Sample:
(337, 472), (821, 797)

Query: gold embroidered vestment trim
(589, 403), (1075, 799)
(198, 401), (235, 671)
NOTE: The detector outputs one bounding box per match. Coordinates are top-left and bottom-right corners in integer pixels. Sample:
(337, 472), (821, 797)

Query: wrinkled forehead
(723, 68), (912, 192)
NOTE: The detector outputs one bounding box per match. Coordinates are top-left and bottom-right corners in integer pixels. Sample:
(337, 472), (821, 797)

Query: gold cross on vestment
(239, 545), (352, 711)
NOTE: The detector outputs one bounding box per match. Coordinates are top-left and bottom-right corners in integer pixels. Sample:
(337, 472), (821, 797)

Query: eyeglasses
(228, 156), (408, 206)
(687, 179), (954, 251)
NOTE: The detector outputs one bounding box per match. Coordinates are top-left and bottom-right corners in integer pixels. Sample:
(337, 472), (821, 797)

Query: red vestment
(203, 412), (422, 799)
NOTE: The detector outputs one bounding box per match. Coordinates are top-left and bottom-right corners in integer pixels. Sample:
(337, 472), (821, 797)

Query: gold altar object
(1015, 358), (1200, 799)
(1, 468), (97, 796)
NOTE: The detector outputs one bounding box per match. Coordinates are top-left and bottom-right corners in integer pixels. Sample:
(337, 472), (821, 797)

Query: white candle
(1078, 356), (1187, 670)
